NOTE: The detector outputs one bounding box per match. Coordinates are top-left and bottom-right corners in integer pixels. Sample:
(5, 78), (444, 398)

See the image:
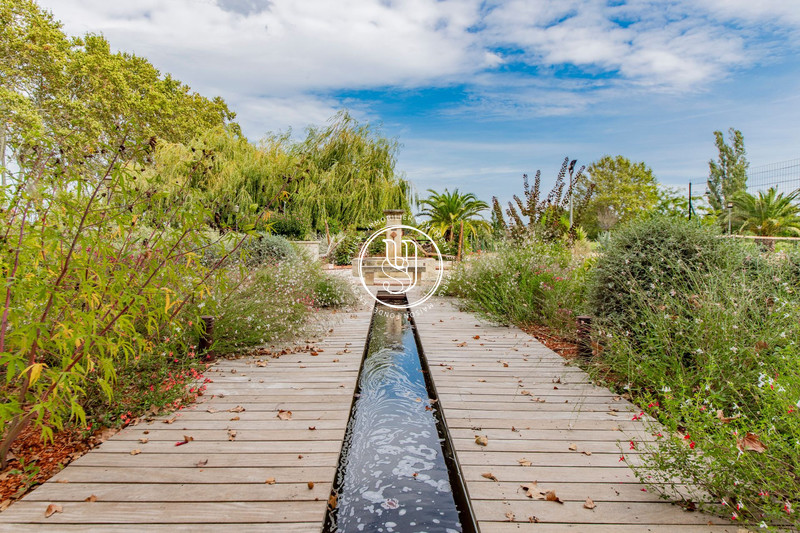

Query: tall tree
(417, 188), (489, 242)
(577, 155), (659, 236)
(707, 128), (748, 212)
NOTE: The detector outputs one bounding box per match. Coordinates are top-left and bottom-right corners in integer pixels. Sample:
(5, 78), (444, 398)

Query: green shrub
(211, 260), (355, 352)
(241, 233), (296, 265)
(270, 213), (312, 240)
(589, 216), (736, 330)
(589, 217), (800, 528)
(333, 232), (361, 266)
(442, 239), (590, 335)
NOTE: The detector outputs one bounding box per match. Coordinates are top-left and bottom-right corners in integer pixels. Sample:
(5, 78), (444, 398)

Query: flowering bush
(442, 239), (591, 335)
(210, 260), (355, 352)
(591, 220), (800, 529)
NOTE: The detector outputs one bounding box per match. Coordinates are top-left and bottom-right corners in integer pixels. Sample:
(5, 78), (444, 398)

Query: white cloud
(37, 0), (800, 134)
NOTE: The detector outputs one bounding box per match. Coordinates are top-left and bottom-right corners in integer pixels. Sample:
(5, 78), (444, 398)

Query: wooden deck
(0, 293), (739, 532)
(0, 306), (373, 532)
(413, 297), (737, 533)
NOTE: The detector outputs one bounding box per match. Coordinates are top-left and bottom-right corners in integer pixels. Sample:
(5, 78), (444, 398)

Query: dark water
(327, 305), (462, 533)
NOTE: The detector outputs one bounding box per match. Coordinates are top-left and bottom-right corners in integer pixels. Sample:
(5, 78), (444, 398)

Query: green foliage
(591, 232), (800, 528)
(442, 239), (591, 335)
(732, 187), (800, 237)
(492, 157), (593, 242)
(270, 213), (312, 240)
(211, 261), (355, 353)
(579, 155), (660, 235)
(333, 232), (361, 266)
(417, 188), (489, 243)
(0, 0), (235, 177)
(707, 128), (749, 212)
(588, 216), (732, 331)
(241, 233), (297, 266)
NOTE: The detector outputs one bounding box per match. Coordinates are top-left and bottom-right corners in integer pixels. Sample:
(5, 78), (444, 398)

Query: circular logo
(357, 225), (444, 309)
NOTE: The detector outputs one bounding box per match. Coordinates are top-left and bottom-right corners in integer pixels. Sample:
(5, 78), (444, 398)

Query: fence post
(199, 315), (215, 354)
(576, 315), (592, 358)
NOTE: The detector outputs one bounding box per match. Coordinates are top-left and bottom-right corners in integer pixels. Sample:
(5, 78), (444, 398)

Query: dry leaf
(310, 351), (319, 356)
(206, 408), (218, 413)
(584, 497), (596, 509)
(502, 361), (509, 367)
(520, 390), (531, 396)
(195, 459), (208, 467)
(307, 481), (314, 489)
(716, 410), (741, 423)
(473, 335), (480, 340)
(230, 416), (240, 421)
(521, 482), (547, 500)
(582, 450), (593, 456)
(478, 379), (486, 383)
(265, 477), (276, 484)
(228, 406), (246, 413)
(568, 443), (578, 451)
(328, 493), (338, 509)
(163, 416), (177, 424)
(545, 490), (563, 504)
(737, 432), (767, 453)
(228, 429), (237, 441)
(481, 472), (498, 482)
(277, 410), (292, 420)
(517, 458), (532, 467)
(183, 435), (194, 442)
(505, 511), (515, 521)
(308, 426), (316, 431)
(130, 449), (141, 455)
(84, 495), (98, 503)
(456, 342), (467, 347)
(475, 435), (488, 446)
(55, 479), (69, 484)
(138, 437), (148, 444)
(45, 503), (63, 518)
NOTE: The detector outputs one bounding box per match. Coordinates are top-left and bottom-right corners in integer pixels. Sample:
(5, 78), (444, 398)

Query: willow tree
(159, 112), (411, 233)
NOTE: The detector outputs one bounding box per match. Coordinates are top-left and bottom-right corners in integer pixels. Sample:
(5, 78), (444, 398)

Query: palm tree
(417, 189), (489, 242)
(732, 188), (800, 237)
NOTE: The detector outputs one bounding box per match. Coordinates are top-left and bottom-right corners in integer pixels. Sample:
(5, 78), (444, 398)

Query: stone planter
(291, 240), (320, 262)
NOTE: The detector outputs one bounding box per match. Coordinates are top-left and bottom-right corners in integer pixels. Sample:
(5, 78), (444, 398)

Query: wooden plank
(413, 296), (728, 531)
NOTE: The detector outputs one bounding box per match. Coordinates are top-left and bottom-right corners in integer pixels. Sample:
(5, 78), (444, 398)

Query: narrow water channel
(324, 299), (475, 533)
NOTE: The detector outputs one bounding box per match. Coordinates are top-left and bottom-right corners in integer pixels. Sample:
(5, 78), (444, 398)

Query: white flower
(730, 346), (738, 353)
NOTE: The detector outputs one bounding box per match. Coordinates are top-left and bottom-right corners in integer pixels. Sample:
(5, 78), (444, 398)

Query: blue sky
(39, 0), (800, 207)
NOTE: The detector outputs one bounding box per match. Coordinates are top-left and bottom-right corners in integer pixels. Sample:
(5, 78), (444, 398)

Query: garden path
(413, 295), (738, 533)
(0, 305), (373, 532)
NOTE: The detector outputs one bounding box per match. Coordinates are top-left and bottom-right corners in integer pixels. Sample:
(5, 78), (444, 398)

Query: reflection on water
(330, 305), (461, 533)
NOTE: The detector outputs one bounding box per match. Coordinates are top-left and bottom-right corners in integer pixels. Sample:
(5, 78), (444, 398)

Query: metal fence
(745, 158), (800, 195)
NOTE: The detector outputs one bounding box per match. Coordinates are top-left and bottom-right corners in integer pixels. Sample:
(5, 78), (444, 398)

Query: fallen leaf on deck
(545, 490), (563, 504)
(737, 432), (767, 453)
(584, 497), (596, 509)
(456, 342), (467, 347)
(163, 416), (177, 424)
(517, 459), (532, 467)
(230, 416), (240, 421)
(84, 495), (98, 502)
(183, 435), (194, 442)
(265, 477), (276, 484)
(55, 479), (69, 484)
(505, 511), (515, 521)
(138, 438), (148, 444)
(195, 459), (208, 467)
(569, 443), (577, 451)
(228, 430), (237, 441)
(206, 408), (218, 413)
(44, 504), (63, 518)
(277, 410), (292, 420)
(582, 450), (593, 456)
(478, 379), (486, 383)
(308, 481), (315, 489)
(520, 390), (531, 396)
(308, 426), (316, 431)
(521, 482), (547, 499)
(475, 435), (488, 446)
(473, 335), (480, 340)
(310, 351), (318, 356)
(481, 472), (498, 481)
(228, 405), (246, 413)
(130, 449), (141, 455)
(501, 361), (509, 367)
